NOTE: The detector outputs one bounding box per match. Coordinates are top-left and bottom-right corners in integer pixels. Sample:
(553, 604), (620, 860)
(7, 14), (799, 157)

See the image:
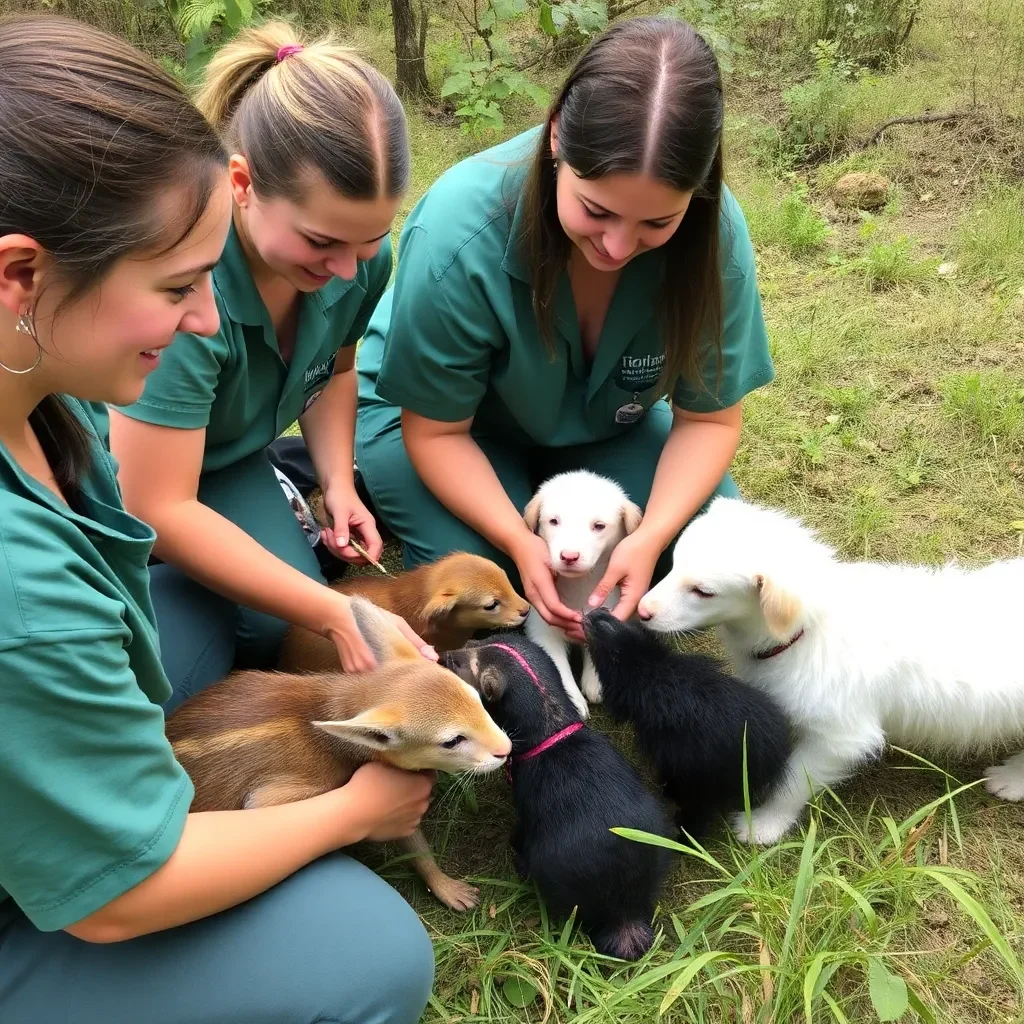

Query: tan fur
(755, 573), (802, 640)
(278, 552), (530, 670)
(166, 597), (511, 911)
(622, 500), (644, 535)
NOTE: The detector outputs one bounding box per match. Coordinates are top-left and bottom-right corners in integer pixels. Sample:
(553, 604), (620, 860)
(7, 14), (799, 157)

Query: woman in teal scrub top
(357, 16), (774, 636)
(109, 22), (430, 692)
(0, 18), (433, 1024)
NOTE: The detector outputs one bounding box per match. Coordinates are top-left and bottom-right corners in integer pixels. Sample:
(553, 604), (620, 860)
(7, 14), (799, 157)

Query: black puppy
(442, 632), (673, 961)
(584, 608), (793, 839)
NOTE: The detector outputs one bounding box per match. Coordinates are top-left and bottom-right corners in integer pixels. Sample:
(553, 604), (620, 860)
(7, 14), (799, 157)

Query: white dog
(639, 496), (1024, 845)
(523, 470), (643, 717)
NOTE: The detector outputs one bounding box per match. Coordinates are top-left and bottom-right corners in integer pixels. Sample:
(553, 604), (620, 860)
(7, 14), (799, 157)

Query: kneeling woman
(356, 16), (774, 636)
(110, 22), (428, 703)
(0, 18), (432, 1023)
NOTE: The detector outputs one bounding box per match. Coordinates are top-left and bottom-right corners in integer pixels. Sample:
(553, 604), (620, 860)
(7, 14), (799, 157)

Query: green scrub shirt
(0, 399), (191, 932)
(358, 125), (773, 446)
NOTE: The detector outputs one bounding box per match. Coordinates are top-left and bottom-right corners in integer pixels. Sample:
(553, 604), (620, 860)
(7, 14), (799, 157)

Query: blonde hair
(197, 21), (408, 201)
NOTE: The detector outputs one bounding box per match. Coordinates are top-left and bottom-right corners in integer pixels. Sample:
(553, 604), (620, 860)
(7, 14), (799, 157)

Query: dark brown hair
(519, 16), (725, 394)
(198, 21), (409, 202)
(0, 14), (227, 500)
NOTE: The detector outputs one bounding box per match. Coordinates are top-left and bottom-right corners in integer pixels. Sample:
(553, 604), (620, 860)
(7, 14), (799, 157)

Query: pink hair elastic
(276, 43), (304, 62)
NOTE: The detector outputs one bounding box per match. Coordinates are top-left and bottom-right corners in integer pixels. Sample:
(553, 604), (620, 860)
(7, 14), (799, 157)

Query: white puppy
(523, 470), (643, 717)
(639, 496), (1024, 845)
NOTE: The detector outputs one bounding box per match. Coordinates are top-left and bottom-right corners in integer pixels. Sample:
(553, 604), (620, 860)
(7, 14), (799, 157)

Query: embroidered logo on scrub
(614, 353), (665, 424)
(616, 352), (665, 392)
(300, 353), (337, 414)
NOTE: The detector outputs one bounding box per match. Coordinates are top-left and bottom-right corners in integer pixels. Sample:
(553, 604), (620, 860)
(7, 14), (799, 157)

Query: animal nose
(637, 601), (653, 621)
(560, 550), (580, 565)
(495, 735), (512, 757)
(518, 606), (529, 618)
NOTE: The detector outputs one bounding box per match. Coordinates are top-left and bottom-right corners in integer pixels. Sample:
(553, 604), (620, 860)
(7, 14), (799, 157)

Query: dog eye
(483, 599), (500, 611)
(441, 735), (466, 749)
(548, 516), (559, 526)
(690, 586), (714, 598)
(592, 522), (606, 531)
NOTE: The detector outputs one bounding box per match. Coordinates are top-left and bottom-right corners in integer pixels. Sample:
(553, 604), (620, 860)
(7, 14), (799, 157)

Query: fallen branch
(862, 110), (965, 148)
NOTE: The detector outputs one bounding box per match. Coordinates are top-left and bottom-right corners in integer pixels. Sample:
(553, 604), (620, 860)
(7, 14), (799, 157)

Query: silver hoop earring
(1, 313), (42, 374)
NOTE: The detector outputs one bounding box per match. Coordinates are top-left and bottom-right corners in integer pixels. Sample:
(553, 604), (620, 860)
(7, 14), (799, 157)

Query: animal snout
(518, 605), (530, 619)
(637, 600), (654, 621)
(560, 550), (581, 567)
(494, 734), (512, 757)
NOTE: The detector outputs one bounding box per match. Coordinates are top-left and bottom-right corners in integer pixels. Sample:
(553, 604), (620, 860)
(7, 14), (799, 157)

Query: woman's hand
(321, 594), (437, 671)
(586, 530), (662, 623)
(509, 531), (582, 634)
(382, 609), (438, 662)
(320, 485), (384, 565)
(343, 763), (437, 842)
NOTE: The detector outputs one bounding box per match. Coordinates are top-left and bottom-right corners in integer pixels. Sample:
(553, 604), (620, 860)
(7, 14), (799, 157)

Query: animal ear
(312, 706), (403, 750)
(349, 595), (420, 664)
(523, 494), (542, 533)
(754, 574), (802, 640)
(621, 500), (643, 535)
(424, 589), (459, 621)
(479, 665), (507, 702)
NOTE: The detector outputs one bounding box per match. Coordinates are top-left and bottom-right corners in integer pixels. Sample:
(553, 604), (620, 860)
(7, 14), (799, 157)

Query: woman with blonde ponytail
(109, 21), (425, 697)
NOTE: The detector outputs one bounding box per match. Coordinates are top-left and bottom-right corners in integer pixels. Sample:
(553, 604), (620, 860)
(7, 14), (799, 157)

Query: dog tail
(592, 919), (655, 961)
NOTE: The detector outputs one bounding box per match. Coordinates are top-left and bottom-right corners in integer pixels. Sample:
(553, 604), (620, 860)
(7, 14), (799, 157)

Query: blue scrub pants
(355, 400), (740, 580)
(0, 853), (434, 1024)
(148, 447), (326, 712)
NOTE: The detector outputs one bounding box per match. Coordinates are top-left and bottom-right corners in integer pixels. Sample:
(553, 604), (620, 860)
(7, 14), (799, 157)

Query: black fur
(442, 632), (673, 961)
(583, 609), (794, 839)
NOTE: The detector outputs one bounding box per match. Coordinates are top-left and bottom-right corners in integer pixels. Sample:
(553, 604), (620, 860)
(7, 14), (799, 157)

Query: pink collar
(755, 628), (805, 660)
(487, 643), (583, 778)
(490, 642), (548, 696)
(515, 722), (584, 763)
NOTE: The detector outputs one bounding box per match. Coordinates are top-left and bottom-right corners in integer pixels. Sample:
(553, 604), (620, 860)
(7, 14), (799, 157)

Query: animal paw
(731, 808), (797, 846)
(430, 875), (481, 912)
(580, 664), (603, 704)
(984, 763), (1024, 802)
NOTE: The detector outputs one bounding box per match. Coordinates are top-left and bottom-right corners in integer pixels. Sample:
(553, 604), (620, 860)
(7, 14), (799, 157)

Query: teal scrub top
(0, 399), (192, 932)
(117, 221), (393, 472)
(357, 126), (774, 447)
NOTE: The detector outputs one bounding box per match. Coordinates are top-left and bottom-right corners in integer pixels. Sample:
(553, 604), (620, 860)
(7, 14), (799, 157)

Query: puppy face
(524, 471), (642, 578)
(424, 553), (531, 630)
(638, 498), (814, 640)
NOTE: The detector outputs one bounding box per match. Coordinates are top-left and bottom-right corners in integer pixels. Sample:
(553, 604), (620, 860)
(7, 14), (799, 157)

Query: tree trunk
(392, 0), (431, 99)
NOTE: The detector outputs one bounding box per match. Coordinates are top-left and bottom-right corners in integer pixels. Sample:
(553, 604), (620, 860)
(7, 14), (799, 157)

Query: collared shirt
(0, 399), (191, 932)
(357, 126), (773, 447)
(118, 221), (392, 472)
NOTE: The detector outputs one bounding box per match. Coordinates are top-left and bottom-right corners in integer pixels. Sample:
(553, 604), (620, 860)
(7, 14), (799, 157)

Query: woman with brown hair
(109, 22), (432, 705)
(0, 16), (433, 1023)
(356, 16), (774, 642)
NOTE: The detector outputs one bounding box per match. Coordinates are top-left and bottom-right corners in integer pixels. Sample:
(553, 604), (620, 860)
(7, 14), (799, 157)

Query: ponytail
(196, 21), (299, 131)
(197, 20), (409, 202)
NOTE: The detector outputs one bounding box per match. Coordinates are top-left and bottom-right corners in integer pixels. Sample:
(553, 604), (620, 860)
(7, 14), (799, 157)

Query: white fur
(523, 470), (643, 717)
(639, 496), (1024, 845)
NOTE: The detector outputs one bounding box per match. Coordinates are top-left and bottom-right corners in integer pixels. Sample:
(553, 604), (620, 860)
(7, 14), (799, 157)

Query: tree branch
(861, 110), (965, 148)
